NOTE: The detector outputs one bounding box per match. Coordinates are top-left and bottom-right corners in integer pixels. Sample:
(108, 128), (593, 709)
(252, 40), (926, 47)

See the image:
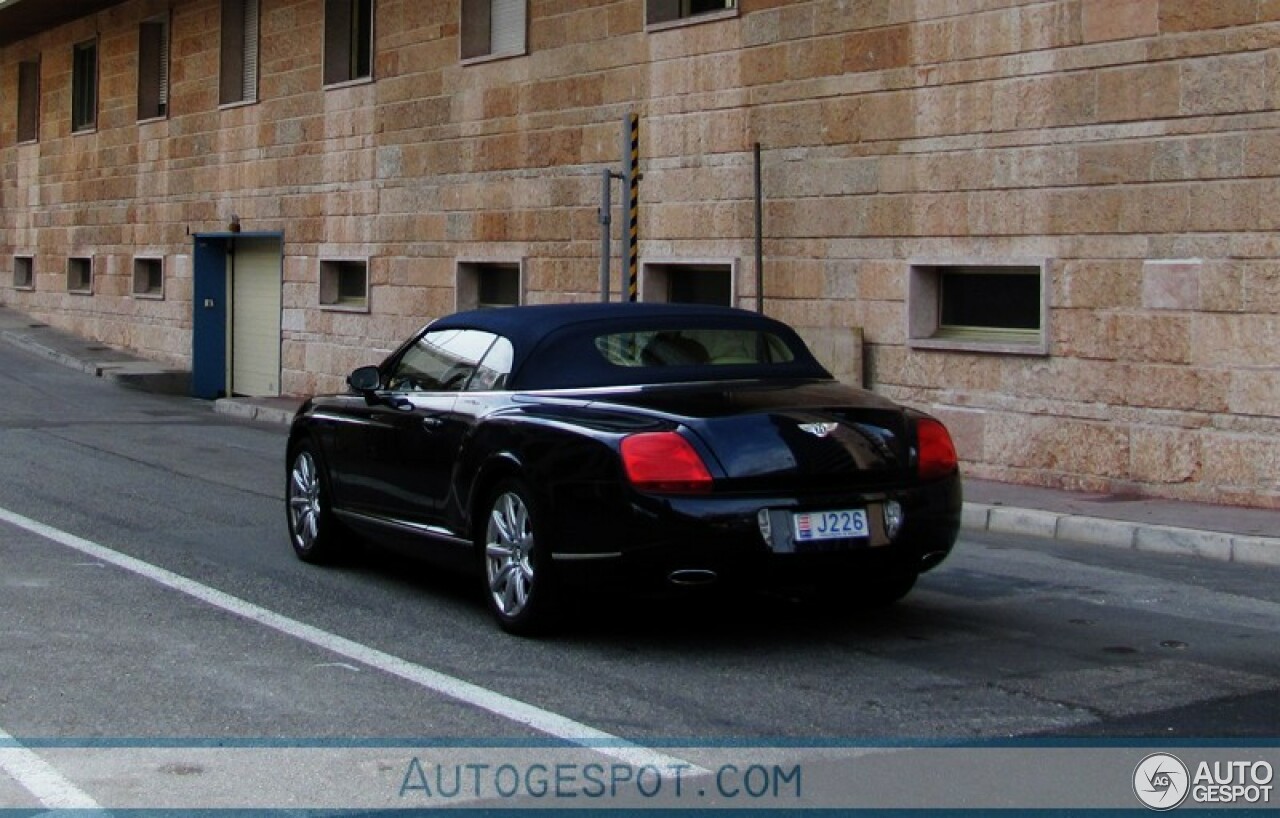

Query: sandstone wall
(1, 0), (1278, 505)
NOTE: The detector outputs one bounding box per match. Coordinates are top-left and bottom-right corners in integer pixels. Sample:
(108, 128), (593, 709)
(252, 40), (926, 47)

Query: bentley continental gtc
(286, 303), (961, 633)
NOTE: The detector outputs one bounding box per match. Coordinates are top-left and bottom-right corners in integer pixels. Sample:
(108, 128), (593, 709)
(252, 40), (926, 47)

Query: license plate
(792, 508), (870, 542)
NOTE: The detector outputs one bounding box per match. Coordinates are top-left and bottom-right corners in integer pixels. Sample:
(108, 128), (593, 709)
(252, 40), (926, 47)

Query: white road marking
(0, 505), (703, 775)
(0, 726), (101, 809)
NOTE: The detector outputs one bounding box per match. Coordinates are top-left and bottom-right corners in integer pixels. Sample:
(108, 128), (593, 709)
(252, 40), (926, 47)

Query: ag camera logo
(1134, 753), (1189, 811)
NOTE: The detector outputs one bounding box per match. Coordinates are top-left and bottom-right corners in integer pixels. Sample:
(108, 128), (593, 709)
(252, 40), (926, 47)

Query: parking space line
(0, 725), (101, 809)
(0, 505), (702, 774)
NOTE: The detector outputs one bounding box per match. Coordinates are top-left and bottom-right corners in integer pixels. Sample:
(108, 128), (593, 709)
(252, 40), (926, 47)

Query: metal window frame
(71, 38), (98, 133)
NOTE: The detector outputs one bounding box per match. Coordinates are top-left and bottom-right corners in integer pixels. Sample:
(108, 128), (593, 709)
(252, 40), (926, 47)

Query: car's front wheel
(286, 444), (342, 563)
(480, 479), (557, 635)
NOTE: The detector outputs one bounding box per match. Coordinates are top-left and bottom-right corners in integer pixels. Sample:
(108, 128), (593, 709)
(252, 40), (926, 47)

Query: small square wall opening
(908, 260), (1049, 355)
(14, 256), (34, 290)
(640, 261), (734, 306)
(457, 261), (522, 310)
(320, 259), (369, 310)
(133, 257), (164, 297)
(67, 257), (93, 294)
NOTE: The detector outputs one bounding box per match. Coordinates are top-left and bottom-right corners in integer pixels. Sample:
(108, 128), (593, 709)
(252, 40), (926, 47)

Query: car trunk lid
(576, 379), (913, 491)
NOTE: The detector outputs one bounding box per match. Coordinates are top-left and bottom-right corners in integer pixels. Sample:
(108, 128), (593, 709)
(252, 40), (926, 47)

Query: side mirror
(347, 365), (381, 394)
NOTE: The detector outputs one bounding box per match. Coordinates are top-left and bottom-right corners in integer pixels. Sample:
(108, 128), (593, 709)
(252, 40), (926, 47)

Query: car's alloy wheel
(482, 480), (554, 634)
(287, 445), (339, 563)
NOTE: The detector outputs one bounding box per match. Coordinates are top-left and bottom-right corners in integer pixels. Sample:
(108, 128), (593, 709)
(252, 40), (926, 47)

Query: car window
(386, 329), (498, 392)
(467, 337), (514, 391)
(593, 329), (797, 368)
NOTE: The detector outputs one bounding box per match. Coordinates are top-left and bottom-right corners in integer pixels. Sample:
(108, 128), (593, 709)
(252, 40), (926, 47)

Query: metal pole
(625, 114), (640, 302)
(754, 142), (764, 314)
(618, 116), (629, 303)
(599, 167), (613, 302)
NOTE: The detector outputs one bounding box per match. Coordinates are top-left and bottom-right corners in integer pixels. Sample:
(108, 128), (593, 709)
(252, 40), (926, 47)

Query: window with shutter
(17, 60), (39, 143)
(138, 17), (170, 120)
(242, 0), (259, 101)
(461, 0), (526, 62)
(646, 0), (737, 28)
(324, 0), (374, 86)
(220, 0), (259, 105)
(71, 40), (97, 132)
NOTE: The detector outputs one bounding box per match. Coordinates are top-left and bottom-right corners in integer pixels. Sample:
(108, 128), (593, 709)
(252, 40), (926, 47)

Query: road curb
(1, 329), (100, 376)
(963, 502), (1280, 568)
(1, 328), (189, 395)
(213, 399), (298, 426)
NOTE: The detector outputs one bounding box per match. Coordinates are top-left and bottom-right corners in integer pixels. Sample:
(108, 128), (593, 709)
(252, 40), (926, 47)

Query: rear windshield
(594, 329), (797, 368)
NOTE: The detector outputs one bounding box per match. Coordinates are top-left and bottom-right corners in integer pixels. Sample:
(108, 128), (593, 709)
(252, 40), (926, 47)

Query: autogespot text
(399, 758), (803, 803)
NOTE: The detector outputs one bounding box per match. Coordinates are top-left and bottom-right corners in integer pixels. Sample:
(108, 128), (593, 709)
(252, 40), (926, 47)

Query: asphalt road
(1, 340), (1277, 810)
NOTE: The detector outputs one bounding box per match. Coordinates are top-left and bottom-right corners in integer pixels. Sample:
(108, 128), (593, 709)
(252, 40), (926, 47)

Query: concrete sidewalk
(2, 305), (1277, 567)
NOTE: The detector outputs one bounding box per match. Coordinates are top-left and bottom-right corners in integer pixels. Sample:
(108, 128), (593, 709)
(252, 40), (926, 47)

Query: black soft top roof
(428, 303), (831, 389)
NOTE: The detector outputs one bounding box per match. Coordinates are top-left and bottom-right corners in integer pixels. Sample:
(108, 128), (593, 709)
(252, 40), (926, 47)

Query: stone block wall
(1, 0), (1278, 506)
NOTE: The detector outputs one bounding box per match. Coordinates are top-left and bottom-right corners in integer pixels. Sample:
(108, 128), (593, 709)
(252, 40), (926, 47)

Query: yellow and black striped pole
(625, 114), (640, 302)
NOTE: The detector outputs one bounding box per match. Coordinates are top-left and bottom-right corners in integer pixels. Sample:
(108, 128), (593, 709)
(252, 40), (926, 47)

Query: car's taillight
(621, 432), (713, 494)
(916, 418), (959, 480)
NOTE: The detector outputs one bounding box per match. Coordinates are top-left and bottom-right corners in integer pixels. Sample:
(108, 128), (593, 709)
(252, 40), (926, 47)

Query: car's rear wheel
(287, 444), (342, 563)
(481, 479), (557, 635)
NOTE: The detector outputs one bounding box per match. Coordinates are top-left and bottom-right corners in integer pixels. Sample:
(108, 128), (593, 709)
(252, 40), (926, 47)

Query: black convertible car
(286, 303), (961, 633)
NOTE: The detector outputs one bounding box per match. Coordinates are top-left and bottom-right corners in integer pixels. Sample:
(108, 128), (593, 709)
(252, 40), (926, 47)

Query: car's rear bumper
(546, 476), (961, 592)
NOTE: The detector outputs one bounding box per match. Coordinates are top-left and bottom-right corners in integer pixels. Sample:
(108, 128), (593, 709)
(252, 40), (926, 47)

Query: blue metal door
(191, 237), (228, 399)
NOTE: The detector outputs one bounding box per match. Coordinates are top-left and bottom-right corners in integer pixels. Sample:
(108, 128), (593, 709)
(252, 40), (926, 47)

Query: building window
(67, 257), (93, 294)
(324, 0), (374, 85)
(138, 16), (171, 120)
(646, 0), (737, 28)
(640, 261), (734, 306)
(457, 261), (522, 310)
(71, 40), (98, 132)
(220, 0), (260, 105)
(461, 0), (527, 62)
(17, 60), (39, 143)
(133, 258), (165, 298)
(13, 256), (34, 290)
(908, 261), (1049, 355)
(320, 259), (369, 310)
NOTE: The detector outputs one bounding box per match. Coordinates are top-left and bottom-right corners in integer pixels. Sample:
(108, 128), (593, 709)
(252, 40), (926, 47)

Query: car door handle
(421, 416), (444, 430)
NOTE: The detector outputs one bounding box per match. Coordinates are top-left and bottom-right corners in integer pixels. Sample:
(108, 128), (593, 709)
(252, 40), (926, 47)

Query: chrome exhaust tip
(920, 550), (949, 571)
(668, 569), (718, 586)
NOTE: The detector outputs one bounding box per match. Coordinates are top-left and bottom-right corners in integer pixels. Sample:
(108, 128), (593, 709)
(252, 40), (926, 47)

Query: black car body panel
(288, 303), (961, 602)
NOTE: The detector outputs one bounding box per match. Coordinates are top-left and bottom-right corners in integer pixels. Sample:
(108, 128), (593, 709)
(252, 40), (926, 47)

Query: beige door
(228, 237), (282, 397)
